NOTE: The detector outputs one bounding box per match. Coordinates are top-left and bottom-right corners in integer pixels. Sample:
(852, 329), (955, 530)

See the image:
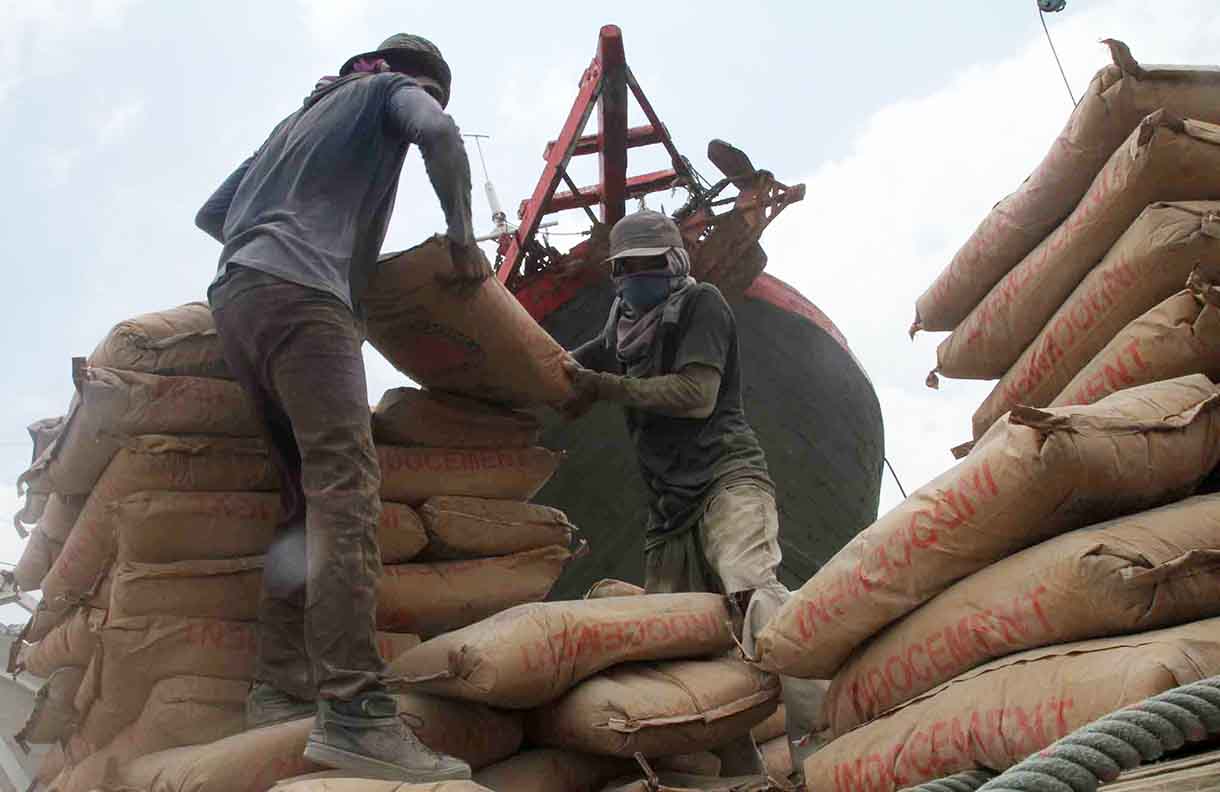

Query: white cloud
(763, 0), (1220, 512)
(95, 99), (146, 147)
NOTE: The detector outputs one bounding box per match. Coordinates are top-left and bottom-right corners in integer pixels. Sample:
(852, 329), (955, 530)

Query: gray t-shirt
(197, 72), (474, 311)
(573, 284), (773, 541)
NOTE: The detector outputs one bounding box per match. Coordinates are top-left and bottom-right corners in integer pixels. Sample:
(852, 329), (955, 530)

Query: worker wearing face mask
(562, 210), (824, 777)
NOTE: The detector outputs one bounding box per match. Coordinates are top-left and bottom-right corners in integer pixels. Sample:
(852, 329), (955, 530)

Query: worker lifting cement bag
(914, 40), (1220, 334)
(473, 749), (636, 792)
(1054, 269), (1220, 408)
(88, 302), (230, 380)
(971, 202), (1220, 439)
(372, 386), (542, 449)
(388, 593), (734, 708)
(416, 495), (574, 560)
(57, 676), (247, 792)
(113, 491), (427, 565)
(105, 546), (573, 637)
(824, 492), (1220, 736)
(18, 368), (259, 500)
(525, 657), (780, 758)
(755, 374), (1220, 680)
(802, 616), (1220, 792)
(364, 235), (573, 407)
(934, 113), (1220, 381)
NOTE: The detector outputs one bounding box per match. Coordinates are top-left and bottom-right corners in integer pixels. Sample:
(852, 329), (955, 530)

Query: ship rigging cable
(1037, 0), (1077, 106)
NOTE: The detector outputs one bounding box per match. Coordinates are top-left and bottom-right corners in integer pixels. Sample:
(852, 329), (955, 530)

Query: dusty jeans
(645, 482), (827, 770)
(210, 267), (384, 702)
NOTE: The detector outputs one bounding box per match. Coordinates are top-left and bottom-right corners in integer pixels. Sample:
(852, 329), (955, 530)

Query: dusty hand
(560, 357), (601, 420)
(437, 241), (493, 293)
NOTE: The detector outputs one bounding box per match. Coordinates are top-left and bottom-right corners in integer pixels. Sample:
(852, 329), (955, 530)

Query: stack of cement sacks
(6, 238), (787, 792)
(910, 40), (1220, 445)
(752, 372), (1220, 790)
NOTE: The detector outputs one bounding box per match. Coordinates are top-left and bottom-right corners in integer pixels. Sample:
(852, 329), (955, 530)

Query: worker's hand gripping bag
(364, 236), (573, 408)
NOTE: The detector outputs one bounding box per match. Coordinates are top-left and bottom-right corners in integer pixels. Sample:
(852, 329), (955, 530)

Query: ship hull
(527, 272), (884, 599)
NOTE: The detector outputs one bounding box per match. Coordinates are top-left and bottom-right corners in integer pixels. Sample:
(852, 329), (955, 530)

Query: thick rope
(902, 769), (994, 792)
(976, 677), (1220, 792)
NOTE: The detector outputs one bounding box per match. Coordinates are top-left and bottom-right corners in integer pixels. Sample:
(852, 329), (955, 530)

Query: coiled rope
(903, 676), (1220, 792)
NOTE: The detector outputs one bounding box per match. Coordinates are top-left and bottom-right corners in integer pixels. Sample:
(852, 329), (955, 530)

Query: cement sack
(1101, 749), (1220, 792)
(16, 667), (86, 745)
(913, 41), (1220, 333)
(13, 527), (59, 591)
(17, 606), (102, 677)
(38, 744), (66, 788)
(364, 236), (573, 407)
(971, 202), (1220, 439)
(585, 579), (646, 598)
(760, 736), (794, 785)
(824, 493), (1220, 736)
(601, 774), (772, 792)
(104, 696), (521, 792)
(473, 749), (636, 792)
(754, 375), (1220, 680)
(389, 593), (734, 708)
(654, 753), (722, 777)
(935, 113), (1220, 381)
(372, 387), (542, 449)
(751, 705), (787, 743)
(114, 491), (427, 564)
(525, 657), (780, 758)
(110, 556), (264, 621)
(59, 676), (246, 792)
(18, 368), (259, 499)
(13, 415), (67, 531)
(273, 783), (491, 792)
(802, 616), (1220, 792)
(377, 545), (573, 637)
(1053, 275), (1220, 408)
(377, 445), (562, 506)
(38, 435), (278, 629)
(417, 496), (574, 560)
(39, 493), (86, 543)
(88, 302), (229, 379)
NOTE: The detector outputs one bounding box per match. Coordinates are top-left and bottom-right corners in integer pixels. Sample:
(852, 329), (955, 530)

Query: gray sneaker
(303, 692), (471, 782)
(246, 682), (316, 730)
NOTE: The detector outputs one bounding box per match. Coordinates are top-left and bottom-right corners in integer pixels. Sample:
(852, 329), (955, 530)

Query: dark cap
(606, 210), (684, 262)
(341, 33), (452, 107)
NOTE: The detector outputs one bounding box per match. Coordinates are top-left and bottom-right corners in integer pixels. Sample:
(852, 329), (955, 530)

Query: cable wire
(1038, 5), (1077, 107)
(884, 457), (908, 499)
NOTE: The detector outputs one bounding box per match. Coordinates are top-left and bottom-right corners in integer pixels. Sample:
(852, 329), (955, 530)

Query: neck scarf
(614, 247), (696, 365)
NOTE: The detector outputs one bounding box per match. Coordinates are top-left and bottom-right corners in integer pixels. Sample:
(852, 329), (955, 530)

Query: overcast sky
(2, 1), (1218, 618)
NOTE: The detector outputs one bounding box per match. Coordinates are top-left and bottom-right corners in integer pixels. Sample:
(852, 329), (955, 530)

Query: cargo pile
(909, 40), (1220, 444)
(5, 238), (788, 792)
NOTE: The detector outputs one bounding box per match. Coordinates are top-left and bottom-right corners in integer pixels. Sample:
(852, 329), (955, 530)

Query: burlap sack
(389, 593), (734, 708)
(914, 41), (1220, 333)
(760, 736), (794, 784)
(755, 375), (1220, 680)
(377, 545), (573, 637)
(377, 445), (562, 506)
(473, 749), (636, 792)
(16, 666), (86, 745)
(803, 617), (1220, 792)
(971, 202), (1220, 438)
(13, 527), (58, 591)
(105, 696), (520, 792)
(59, 677), (247, 792)
(1054, 277), (1220, 408)
(114, 491), (427, 565)
(525, 657), (780, 758)
(825, 493), (1220, 736)
(417, 496), (573, 560)
(18, 606), (102, 677)
(88, 302), (229, 378)
(19, 368), (259, 499)
(935, 113), (1220, 381)
(37, 436), (278, 635)
(39, 493), (86, 543)
(273, 782), (491, 792)
(372, 387), (542, 449)
(364, 236), (573, 407)
(585, 579), (646, 599)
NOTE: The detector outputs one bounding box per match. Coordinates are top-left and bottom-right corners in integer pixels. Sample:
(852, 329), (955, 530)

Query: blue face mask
(618, 275), (671, 313)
